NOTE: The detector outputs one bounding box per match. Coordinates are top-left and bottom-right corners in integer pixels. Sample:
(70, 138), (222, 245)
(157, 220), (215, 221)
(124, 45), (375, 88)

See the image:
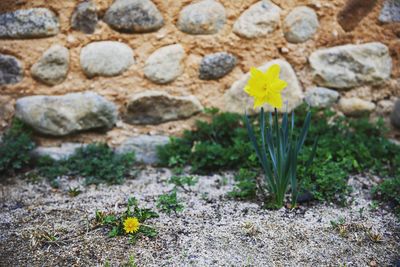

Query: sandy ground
(0, 167), (399, 267)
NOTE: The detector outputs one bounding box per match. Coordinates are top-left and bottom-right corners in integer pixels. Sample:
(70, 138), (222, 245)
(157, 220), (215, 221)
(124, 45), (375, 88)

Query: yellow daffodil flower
(244, 64), (288, 109)
(123, 217), (140, 234)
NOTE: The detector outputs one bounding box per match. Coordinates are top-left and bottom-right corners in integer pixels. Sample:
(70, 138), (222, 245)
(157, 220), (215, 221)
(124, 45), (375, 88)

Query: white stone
(144, 44), (185, 84)
(80, 41), (134, 78)
(31, 45), (69, 86)
(15, 92), (118, 136)
(309, 42), (392, 89)
(177, 0), (226, 35)
(338, 97), (376, 116)
(233, 0), (281, 39)
(223, 59), (303, 114)
(283, 6), (319, 43)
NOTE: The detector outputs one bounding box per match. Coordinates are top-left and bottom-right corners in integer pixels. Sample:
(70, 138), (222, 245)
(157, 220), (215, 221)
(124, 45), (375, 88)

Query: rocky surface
(31, 45), (69, 86)
(199, 52), (237, 80)
(124, 91), (203, 124)
(144, 44), (185, 84)
(0, 8), (59, 38)
(305, 87), (339, 108)
(337, 0), (377, 32)
(71, 0), (98, 34)
(233, 0), (281, 39)
(283, 6), (319, 43)
(31, 143), (85, 161)
(309, 42), (392, 89)
(0, 54), (23, 85)
(338, 97), (376, 116)
(15, 92), (118, 136)
(177, 0), (226, 35)
(391, 99), (400, 129)
(224, 59), (303, 114)
(80, 41), (134, 78)
(379, 0), (400, 23)
(104, 0), (164, 33)
(115, 135), (169, 164)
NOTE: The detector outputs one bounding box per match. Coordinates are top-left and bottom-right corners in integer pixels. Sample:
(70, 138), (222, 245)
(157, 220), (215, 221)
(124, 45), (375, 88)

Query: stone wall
(0, 0), (399, 147)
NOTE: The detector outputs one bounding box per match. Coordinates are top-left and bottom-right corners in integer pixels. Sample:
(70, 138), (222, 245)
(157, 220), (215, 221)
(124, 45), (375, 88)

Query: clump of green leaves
(38, 143), (135, 186)
(95, 197), (158, 243)
(156, 190), (184, 215)
(372, 176), (400, 217)
(157, 106), (400, 211)
(0, 119), (35, 178)
(68, 186), (82, 197)
(168, 175), (198, 192)
(244, 108), (318, 208)
(228, 168), (258, 200)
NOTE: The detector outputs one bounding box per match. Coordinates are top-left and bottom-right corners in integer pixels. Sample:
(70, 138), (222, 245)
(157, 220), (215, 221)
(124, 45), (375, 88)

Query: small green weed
(38, 143), (135, 186)
(156, 190), (184, 215)
(228, 168), (258, 200)
(68, 186), (82, 197)
(168, 175), (198, 192)
(95, 197), (158, 244)
(0, 119), (35, 178)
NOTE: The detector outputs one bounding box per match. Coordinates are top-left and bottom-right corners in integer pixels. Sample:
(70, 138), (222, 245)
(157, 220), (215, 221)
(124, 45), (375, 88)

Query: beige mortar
(0, 0), (399, 146)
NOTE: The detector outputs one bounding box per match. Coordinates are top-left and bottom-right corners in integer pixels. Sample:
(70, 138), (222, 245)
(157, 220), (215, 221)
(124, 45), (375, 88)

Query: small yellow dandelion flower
(123, 217), (140, 234)
(244, 64), (288, 109)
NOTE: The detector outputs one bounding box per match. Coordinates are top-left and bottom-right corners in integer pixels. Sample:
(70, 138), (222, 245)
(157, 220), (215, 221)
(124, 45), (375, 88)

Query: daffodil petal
(253, 97), (266, 108)
(270, 79), (288, 93)
(266, 92), (283, 109)
(265, 64), (281, 81)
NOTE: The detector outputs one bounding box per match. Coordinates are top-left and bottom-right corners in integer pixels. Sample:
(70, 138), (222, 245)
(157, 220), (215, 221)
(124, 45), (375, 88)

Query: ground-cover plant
(95, 197), (158, 243)
(156, 190), (184, 215)
(168, 175), (198, 192)
(228, 168), (258, 200)
(158, 104), (400, 212)
(372, 176), (400, 217)
(0, 119), (35, 178)
(38, 143), (135, 186)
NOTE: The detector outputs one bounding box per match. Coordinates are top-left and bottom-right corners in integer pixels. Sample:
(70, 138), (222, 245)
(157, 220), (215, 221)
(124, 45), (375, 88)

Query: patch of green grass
(157, 106), (400, 211)
(156, 190), (184, 215)
(38, 143), (135, 186)
(0, 119), (35, 178)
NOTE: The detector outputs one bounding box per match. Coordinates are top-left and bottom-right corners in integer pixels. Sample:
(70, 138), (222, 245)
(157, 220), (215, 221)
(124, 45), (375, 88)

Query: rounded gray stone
(104, 0), (164, 33)
(233, 0), (281, 39)
(144, 44), (185, 84)
(199, 52), (237, 80)
(0, 54), (23, 85)
(309, 42), (392, 89)
(115, 135), (170, 164)
(31, 143), (86, 161)
(15, 92), (118, 136)
(177, 0), (226, 35)
(379, 0), (400, 23)
(390, 100), (400, 129)
(124, 91), (203, 125)
(284, 6), (319, 43)
(71, 0), (98, 34)
(0, 8), (59, 38)
(31, 45), (70, 86)
(80, 41), (134, 78)
(305, 87), (339, 108)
